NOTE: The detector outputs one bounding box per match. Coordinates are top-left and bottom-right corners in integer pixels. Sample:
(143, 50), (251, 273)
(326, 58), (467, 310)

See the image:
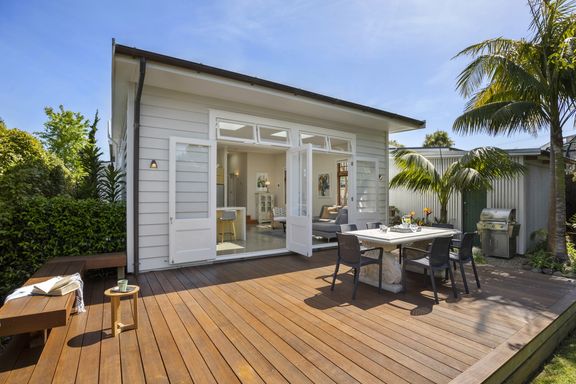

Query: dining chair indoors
(365, 222), (382, 229)
(449, 232), (480, 294)
(403, 236), (457, 304)
(331, 233), (383, 300)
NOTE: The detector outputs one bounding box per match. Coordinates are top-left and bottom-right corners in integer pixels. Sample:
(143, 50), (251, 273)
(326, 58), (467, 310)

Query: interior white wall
(246, 153), (283, 218)
(226, 152), (247, 207)
(312, 153), (341, 216)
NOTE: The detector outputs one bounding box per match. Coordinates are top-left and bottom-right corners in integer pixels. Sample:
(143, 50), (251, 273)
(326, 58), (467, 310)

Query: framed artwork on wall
(318, 173), (330, 197)
(256, 172), (268, 192)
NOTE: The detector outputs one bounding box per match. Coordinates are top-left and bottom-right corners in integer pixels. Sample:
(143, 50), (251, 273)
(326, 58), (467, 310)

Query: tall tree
(422, 130), (455, 148)
(453, 0), (576, 261)
(0, 121), (68, 202)
(390, 147), (525, 223)
(76, 111), (103, 199)
(37, 105), (89, 181)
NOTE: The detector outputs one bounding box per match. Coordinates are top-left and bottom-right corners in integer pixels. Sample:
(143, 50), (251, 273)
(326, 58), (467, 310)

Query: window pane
(217, 120), (255, 141)
(356, 160), (377, 213)
(259, 126), (290, 145)
(330, 137), (352, 153)
(300, 133), (327, 149)
(288, 149), (308, 217)
(176, 143), (209, 219)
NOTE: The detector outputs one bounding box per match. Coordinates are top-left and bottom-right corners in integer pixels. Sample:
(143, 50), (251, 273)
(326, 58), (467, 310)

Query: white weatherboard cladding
(135, 85), (389, 271)
(138, 87), (211, 270)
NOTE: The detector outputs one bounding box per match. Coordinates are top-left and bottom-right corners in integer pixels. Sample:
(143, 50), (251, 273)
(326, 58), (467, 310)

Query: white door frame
(286, 144), (313, 257)
(169, 136), (217, 264)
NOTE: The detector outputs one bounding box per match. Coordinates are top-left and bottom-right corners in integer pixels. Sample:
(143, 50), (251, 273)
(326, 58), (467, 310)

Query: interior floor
(217, 223), (331, 256)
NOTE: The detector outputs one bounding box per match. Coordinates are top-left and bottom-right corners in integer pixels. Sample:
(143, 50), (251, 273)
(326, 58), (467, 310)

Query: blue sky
(1, 0), (558, 158)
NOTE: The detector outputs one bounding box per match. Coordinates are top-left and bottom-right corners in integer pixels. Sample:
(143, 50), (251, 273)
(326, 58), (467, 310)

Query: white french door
(169, 137), (216, 264)
(348, 157), (381, 228)
(286, 144), (313, 257)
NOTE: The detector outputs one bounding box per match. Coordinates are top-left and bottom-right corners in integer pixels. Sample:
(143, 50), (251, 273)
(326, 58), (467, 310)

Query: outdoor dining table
(346, 227), (460, 293)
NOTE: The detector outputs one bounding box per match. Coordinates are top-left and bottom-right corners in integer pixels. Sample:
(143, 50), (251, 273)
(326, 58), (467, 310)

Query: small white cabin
(110, 43), (424, 273)
(388, 147), (551, 254)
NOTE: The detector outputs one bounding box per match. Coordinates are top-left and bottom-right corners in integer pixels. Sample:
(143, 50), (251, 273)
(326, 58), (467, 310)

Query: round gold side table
(104, 285), (140, 337)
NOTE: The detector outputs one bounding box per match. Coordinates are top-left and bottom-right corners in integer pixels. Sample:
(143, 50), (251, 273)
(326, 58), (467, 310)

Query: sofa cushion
(334, 208), (348, 225)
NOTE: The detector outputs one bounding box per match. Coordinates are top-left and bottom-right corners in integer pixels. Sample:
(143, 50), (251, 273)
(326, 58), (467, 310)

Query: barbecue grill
(477, 208), (521, 259)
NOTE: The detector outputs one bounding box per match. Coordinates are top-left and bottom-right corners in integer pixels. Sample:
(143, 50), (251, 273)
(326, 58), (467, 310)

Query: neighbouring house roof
(391, 146), (549, 159)
(540, 134), (576, 160)
(111, 42), (425, 143)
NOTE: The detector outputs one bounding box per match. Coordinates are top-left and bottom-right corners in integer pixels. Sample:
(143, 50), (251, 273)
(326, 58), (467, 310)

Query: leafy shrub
(567, 239), (576, 267)
(0, 197), (125, 300)
(472, 247), (486, 264)
(528, 249), (564, 271)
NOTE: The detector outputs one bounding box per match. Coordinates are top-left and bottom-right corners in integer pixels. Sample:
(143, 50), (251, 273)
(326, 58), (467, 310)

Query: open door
(169, 137), (216, 264)
(286, 144), (313, 257)
(348, 157), (380, 228)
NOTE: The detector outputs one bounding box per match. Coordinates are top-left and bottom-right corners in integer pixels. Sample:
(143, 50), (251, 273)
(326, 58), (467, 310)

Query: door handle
(170, 216), (174, 224)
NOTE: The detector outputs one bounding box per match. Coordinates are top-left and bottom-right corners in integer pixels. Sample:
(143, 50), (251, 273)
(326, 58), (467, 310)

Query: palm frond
(446, 147), (525, 192)
(459, 147), (526, 180)
(456, 52), (545, 98)
(453, 37), (519, 59)
(389, 150), (440, 192)
(453, 101), (545, 136)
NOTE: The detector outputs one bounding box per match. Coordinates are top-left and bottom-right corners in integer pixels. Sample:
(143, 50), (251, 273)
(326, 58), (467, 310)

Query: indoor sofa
(312, 208), (348, 241)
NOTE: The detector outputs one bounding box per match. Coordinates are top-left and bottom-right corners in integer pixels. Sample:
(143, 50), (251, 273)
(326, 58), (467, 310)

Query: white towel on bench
(4, 273), (86, 313)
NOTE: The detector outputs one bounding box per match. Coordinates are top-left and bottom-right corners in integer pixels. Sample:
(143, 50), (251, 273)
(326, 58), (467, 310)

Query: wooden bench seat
(0, 261), (85, 337)
(47, 252), (127, 277)
(0, 252), (126, 338)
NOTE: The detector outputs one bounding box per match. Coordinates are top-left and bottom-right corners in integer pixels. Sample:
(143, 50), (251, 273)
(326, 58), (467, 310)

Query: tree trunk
(550, 120), (567, 262)
(547, 98), (567, 262)
(440, 204), (448, 224)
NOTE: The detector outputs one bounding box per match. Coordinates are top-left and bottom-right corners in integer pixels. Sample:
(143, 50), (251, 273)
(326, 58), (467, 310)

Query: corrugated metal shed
(388, 147), (550, 254)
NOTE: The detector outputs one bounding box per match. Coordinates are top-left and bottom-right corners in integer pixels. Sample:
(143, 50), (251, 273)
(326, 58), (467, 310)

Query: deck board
(1, 249), (575, 383)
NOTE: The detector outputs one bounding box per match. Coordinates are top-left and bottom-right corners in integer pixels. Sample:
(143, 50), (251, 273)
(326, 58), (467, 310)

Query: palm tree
(453, 0), (576, 261)
(390, 147), (525, 224)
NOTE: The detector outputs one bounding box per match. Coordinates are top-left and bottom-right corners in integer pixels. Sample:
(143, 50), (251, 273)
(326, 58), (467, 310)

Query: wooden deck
(1, 250), (575, 383)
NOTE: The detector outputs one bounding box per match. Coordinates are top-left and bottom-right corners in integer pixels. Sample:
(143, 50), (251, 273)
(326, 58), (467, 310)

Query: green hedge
(0, 197), (126, 300)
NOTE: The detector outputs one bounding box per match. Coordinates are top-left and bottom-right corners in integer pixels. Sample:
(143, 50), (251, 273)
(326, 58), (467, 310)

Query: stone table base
(359, 243), (403, 293)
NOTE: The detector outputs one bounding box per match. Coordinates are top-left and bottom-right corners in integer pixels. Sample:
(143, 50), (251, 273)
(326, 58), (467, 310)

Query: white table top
(348, 227), (459, 245)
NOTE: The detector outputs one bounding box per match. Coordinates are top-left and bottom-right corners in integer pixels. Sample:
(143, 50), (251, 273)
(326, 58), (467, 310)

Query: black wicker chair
(403, 236), (457, 304)
(449, 232), (480, 294)
(331, 233), (383, 300)
(365, 222), (382, 229)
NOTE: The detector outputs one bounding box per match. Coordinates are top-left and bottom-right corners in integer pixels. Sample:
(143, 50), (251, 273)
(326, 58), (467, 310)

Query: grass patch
(531, 330), (576, 383)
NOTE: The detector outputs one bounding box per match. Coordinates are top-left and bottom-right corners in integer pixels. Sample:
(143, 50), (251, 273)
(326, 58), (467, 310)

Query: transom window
(216, 119), (256, 142)
(212, 111), (354, 153)
(329, 137), (352, 153)
(258, 126), (291, 146)
(300, 132), (327, 150)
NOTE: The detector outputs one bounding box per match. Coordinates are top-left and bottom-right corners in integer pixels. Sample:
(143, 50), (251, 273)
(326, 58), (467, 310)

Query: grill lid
(479, 208), (516, 223)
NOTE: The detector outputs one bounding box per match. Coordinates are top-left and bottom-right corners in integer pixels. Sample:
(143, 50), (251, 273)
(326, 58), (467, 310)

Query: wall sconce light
(234, 170), (240, 177)
(150, 160), (158, 169)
